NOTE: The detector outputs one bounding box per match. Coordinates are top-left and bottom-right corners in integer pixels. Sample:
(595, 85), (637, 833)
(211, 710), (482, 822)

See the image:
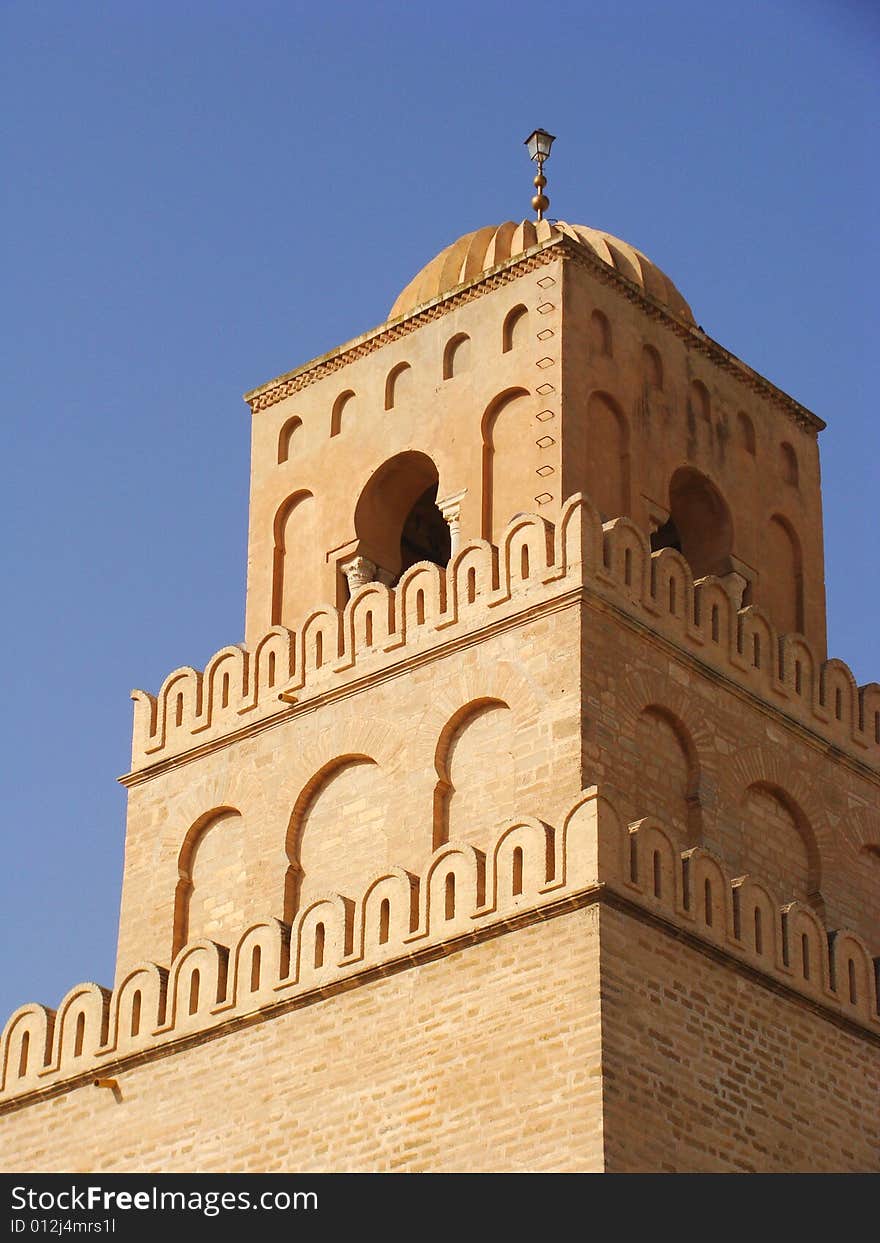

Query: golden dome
(389, 219), (694, 324)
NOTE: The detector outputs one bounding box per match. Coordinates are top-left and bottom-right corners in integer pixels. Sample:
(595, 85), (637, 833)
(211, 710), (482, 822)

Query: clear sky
(1, 1), (877, 1024)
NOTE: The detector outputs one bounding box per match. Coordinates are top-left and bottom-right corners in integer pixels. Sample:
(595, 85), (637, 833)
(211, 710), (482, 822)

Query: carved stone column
(721, 570), (749, 611)
(437, 488), (468, 557)
(340, 554), (377, 593)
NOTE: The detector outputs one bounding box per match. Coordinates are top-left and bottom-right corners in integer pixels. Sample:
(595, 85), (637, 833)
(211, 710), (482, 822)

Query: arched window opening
(250, 946), (262, 992)
(378, 899), (390, 945)
(443, 333), (470, 380)
(73, 1012), (85, 1058)
(353, 452), (450, 587)
(662, 467), (734, 580)
(753, 907), (763, 955)
(651, 517), (681, 556)
(314, 923), (325, 970)
(400, 484), (451, 580)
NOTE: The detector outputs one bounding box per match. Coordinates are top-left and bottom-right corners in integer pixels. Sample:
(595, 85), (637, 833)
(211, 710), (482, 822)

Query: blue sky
(1, 1), (877, 1023)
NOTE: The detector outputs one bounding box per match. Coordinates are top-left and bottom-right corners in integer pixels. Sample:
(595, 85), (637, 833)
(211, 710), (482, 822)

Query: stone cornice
(244, 245), (558, 413)
(244, 235), (824, 437)
(556, 238), (824, 435)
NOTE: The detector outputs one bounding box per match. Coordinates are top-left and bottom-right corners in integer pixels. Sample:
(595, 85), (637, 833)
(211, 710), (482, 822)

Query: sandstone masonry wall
(600, 902), (880, 1172)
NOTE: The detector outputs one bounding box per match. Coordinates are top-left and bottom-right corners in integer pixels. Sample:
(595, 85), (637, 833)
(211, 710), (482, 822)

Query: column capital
(436, 488), (468, 524)
(340, 554), (377, 592)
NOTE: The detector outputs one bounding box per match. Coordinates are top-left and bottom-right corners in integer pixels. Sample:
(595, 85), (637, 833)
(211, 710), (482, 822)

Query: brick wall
(600, 902), (880, 1172)
(1, 909), (604, 1174)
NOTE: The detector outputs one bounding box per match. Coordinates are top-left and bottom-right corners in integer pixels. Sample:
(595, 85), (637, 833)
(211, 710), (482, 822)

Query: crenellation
(49, 983), (111, 1076)
(127, 495), (880, 776)
(3, 791), (877, 1112)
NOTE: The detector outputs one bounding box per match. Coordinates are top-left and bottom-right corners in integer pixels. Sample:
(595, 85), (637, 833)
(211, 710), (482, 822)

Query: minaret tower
(2, 136), (877, 1174)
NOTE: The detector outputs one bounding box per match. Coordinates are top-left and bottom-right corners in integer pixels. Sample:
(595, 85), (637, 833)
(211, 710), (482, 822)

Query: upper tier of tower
(242, 216), (827, 658)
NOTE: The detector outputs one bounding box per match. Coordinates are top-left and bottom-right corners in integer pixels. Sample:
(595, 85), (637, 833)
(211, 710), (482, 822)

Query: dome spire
(524, 128), (556, 221)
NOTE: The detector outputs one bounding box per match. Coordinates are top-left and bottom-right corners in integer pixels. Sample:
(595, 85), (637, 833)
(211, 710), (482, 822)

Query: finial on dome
(524, 128), (556, 222)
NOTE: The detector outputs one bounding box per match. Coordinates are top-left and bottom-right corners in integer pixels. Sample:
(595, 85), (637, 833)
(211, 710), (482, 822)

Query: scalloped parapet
(128, 495), (880, 775)
(2, 788), (878, 1103)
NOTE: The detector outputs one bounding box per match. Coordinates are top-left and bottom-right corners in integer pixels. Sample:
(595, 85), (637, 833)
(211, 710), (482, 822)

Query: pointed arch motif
(432, 698), (513, 851)
(352, 451), (448, 585)
(663, 466), (733, 579)
(502, 304), (529, 353)
(480, 387), (533, 542)
(443, 333), (470, 380)
(590, 309), (612, 357)
(277, 415), (302, 464)
(173, 807), (243, 958)
(283, 755), (385, 922)
(330, 389), (355, 437)
(384, 362), (412, 411)
(742, 782), (822, 911)
(635, 705), (703, 846)
(583, 390), (630, 521)
(271, 490), (316, 627)
(764, 514), (803, 635)
(642, 344), (663, 390)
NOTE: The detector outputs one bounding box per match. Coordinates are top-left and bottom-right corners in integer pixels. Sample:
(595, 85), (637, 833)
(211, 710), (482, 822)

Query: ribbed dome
(389, 219), (694, 324)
